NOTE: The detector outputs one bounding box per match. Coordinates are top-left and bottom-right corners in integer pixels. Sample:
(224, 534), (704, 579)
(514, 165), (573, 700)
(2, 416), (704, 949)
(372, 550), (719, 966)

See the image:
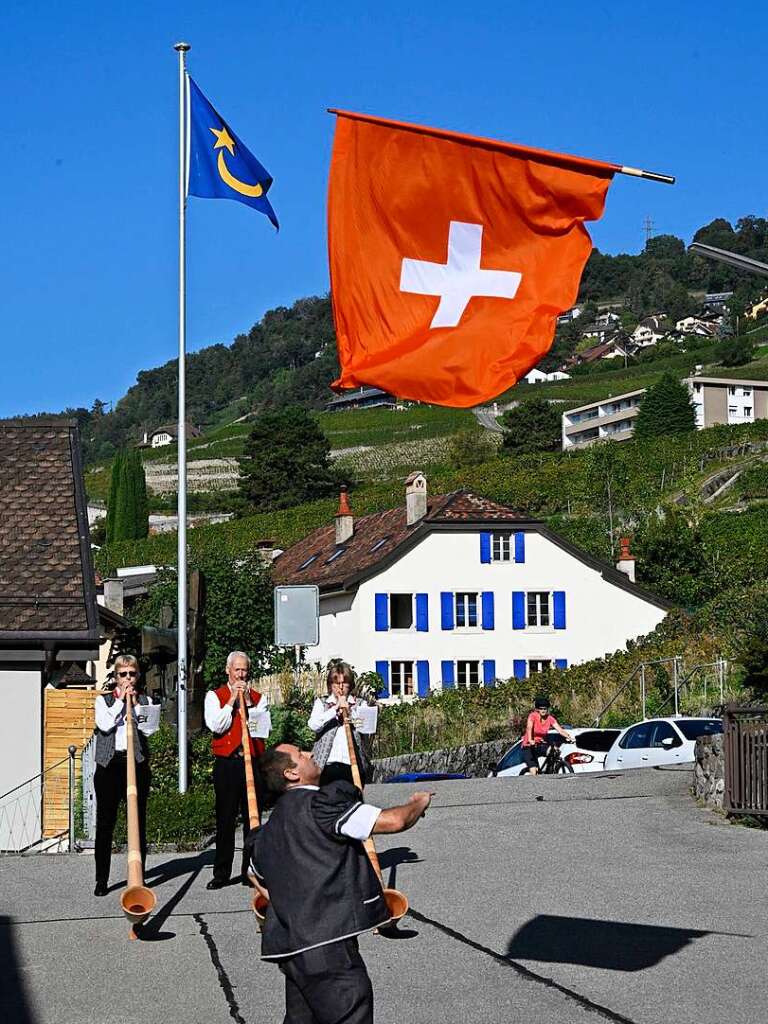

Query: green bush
(113, 787), (215, 848)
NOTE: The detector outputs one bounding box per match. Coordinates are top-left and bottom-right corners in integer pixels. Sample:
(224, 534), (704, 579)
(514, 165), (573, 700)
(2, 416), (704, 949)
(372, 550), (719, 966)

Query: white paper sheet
(136, 703), (161, 731)
(350, 704), (378, 735)
(248, 707), (272, 739)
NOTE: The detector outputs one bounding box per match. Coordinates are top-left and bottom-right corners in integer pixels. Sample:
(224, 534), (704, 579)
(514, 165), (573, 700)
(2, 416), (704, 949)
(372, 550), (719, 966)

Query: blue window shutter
(440, 592), (454, 630)
(480, 532), (492, 563)
(513, 659), (527, 680)
(416, 593), (429, 632)
(553, 591), (566, 630)
(375, 593), (389, 632)
(512, 591), (526, 630)
(416, 660), (430, 696)
(483, 659), (496, 686)
(375, 660), (390, 698)
(441, 660), (455, 688)
(514, 532), (526, 563)
(555, 658), (568, 671)
(481, 591), (495, 630)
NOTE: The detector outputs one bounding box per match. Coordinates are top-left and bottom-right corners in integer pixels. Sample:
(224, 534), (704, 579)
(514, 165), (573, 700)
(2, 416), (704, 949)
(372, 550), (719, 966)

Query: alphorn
(120, 691), (157, 939)
(238, 690), (269, 924)
(341, 707), (408, 922)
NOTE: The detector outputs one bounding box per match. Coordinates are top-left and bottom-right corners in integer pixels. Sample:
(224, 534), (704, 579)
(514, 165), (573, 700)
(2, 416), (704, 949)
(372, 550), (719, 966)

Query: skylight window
(325, 547), (346, 564)
(370, 536), (390, 553)
(298, 554), (318, 570)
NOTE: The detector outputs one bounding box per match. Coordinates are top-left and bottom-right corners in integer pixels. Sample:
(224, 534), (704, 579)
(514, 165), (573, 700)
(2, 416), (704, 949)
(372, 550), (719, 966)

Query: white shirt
(308, 696), (361, 766)
(94, 695), (159, 752)
(292, 785), (381, 840)
(204, 686), (267, 735)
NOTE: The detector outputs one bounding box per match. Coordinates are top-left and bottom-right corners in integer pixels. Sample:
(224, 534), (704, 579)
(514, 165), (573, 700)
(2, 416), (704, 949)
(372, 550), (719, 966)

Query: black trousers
(279, 938), (373, 1024)
(94, 755), (150, 885)
(212, 754), (259, 881)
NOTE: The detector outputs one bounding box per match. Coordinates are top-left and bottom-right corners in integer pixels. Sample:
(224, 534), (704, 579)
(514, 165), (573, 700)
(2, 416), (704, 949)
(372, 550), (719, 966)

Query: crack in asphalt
(407, 907), (640, 1024)
(193, 913), (247, 1024)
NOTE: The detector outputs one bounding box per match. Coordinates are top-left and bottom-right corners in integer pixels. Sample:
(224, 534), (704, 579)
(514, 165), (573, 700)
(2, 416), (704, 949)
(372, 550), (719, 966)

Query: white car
(490, 727), (622, 777)
(603, 717), (722, 771)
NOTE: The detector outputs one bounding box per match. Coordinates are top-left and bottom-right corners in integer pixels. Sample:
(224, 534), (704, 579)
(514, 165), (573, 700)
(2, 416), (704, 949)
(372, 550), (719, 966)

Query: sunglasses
(117, 670), (138, 678)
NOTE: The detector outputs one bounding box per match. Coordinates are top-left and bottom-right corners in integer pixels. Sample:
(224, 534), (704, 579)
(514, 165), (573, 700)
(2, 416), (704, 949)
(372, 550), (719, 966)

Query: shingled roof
(272, 491), (537, 593)
(0, 420), (98, 643)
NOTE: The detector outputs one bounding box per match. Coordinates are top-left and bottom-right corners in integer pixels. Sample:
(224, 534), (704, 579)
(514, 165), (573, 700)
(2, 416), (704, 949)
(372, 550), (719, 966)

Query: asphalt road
(2, 768), (766, 1024)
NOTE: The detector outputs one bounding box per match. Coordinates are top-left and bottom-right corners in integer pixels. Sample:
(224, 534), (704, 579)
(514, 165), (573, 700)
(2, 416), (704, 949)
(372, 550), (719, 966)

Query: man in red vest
(204, 650), (268, 889)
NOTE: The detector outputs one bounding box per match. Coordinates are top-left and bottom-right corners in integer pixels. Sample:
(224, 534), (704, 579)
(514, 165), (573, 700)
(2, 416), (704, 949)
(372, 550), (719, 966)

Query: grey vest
(311, 699), (369, 780)
(95, 693), (150, 768)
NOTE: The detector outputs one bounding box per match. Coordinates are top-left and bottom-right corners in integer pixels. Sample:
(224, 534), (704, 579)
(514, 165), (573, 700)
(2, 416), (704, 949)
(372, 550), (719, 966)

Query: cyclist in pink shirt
(522, 696), (574, 775)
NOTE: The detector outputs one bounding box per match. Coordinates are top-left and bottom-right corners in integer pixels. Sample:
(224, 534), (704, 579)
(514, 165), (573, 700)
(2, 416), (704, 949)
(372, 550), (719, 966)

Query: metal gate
(723, 704), (768, 816)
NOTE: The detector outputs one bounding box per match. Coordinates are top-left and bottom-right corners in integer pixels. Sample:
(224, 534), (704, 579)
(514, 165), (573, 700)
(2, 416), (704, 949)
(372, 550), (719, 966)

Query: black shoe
(94, 882), (108, 897)
(206, 877), (228, 890)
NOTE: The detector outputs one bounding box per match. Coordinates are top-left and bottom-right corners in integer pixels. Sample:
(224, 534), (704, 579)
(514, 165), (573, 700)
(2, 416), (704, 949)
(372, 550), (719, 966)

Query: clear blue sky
(3, 0), (766, 418)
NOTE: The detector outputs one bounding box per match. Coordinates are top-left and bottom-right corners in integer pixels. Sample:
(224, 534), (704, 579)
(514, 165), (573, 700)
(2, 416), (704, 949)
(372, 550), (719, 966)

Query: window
(729, 386), (737, 395)
(455, 592), (479, 628)
(694, 383), (702, 393)
(743, 388), (753, 397)
(527, 592), (551, 627)
(298, 554), (318, 570)
(528, 659), (552, 674)
(370, 536), (390, 553)
(619, 723), (652, 749)
(492, 533), (512, 562)
(456, 660), (480, 688)
(649, 721), (682, 749)
(676, 719), (722, 741)
(496, 742), (526, 772)
(389, 594), (413, 629)
(390, 661), (414, 697)
(325, 547), (346, 564)
(728, 406), (738, 415)
(744, 406), (753, 417)
(574, 730), (621, 753)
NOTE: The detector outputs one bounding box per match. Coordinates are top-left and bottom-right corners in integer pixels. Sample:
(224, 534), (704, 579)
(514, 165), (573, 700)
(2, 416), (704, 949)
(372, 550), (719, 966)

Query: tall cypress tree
(106, 448), (149, 542)
(634, 372), (696, 440)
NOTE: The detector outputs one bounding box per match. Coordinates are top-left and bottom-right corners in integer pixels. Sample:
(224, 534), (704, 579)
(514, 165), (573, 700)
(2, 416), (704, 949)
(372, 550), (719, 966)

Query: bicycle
(520, 739), (574, 775)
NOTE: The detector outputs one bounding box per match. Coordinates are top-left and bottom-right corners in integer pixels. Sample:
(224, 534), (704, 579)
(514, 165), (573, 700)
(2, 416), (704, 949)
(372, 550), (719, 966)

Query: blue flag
(187, 77), (278, 229)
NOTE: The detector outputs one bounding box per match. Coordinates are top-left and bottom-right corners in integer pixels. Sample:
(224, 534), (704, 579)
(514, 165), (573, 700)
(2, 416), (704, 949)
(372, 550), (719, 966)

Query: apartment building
(561, 389), (646, 450)
(684, 376), (768, 428)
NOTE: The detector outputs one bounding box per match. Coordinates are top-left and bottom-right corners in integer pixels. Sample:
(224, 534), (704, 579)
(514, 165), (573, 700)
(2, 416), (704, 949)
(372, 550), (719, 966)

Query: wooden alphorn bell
(341, 706), (408, 923)
(120, 691), (157, 939)
(238, 690), (269, 925)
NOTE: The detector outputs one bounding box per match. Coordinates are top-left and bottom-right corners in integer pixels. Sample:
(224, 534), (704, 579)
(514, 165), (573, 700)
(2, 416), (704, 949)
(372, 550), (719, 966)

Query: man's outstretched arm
(373, 792), (433, 834)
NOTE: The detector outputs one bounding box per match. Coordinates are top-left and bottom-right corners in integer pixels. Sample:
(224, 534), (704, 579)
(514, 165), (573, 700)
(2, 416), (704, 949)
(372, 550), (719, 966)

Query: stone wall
(693, 734), (725, 810)
(370, 739), (510, 783)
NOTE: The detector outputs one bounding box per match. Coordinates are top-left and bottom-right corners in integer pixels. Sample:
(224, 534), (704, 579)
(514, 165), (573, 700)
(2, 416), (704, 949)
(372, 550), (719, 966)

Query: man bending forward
(249, 743), (432, 1024)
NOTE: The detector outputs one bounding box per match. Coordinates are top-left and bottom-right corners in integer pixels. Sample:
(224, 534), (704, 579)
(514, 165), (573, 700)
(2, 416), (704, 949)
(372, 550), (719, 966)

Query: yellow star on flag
(210, 125), (235, 155)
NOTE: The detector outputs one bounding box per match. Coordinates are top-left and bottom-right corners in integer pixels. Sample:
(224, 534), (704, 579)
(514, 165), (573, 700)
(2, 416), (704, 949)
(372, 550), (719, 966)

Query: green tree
(717, 335), (755, 367)
(634, 509), (714, 607)
(500, 397), (561, 455)
(739, 594), (768, 697)
(238, 406), (338, 512)
(449, 425), (494, 468)
(106, 448), (148, 542)
(634, 372), (696, 440)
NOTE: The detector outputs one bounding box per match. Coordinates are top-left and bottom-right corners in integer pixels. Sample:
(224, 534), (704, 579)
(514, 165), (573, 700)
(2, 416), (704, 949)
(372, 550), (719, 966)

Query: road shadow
(139, 852), (213, 941)
(0, 916), (36, 1022)
(145, 849), (215, 886)
(507, 914), (710, 971)
(377, 848), (421, 940)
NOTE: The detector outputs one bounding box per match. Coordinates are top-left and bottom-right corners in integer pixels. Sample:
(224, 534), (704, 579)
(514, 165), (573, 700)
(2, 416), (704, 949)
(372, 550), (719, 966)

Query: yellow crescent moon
(217, 150), (264, 198)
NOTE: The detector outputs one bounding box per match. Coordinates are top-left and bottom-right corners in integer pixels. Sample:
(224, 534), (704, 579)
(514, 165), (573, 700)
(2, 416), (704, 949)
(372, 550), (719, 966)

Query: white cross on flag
(328, 111), (616, 407)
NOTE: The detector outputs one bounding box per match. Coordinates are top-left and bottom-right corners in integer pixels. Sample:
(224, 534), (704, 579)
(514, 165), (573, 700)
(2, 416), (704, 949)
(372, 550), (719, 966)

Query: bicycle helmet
(534, 695), (550, 710)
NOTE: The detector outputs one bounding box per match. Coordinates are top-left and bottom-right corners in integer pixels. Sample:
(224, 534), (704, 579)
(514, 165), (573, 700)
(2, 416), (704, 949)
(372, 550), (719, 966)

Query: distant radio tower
(643, 216), (655, 246)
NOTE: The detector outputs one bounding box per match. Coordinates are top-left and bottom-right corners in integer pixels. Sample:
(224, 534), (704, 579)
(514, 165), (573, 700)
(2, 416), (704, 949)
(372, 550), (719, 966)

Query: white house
(523, 369), (571, 384)
(631, 315), (667, 348)
(273, 475), (669, 699)
(675, 316), (719, 338)
(147, 422), (201, 448)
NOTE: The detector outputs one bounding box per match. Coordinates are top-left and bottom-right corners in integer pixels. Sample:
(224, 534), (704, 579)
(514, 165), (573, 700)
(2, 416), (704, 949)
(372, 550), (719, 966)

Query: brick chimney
(405, 471), (427, 526)
(335, 486), (354, 545)
(615, 536), (636, 583)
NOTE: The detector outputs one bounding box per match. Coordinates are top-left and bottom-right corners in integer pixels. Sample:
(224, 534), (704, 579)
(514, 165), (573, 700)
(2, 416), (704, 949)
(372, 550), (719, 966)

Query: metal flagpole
(174, 41), (190, 793)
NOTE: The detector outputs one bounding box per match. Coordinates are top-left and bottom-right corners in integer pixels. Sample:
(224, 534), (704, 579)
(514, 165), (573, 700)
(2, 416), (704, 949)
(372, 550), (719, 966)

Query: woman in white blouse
(92, 655), (159, 896)
(308, 661), (374, 787)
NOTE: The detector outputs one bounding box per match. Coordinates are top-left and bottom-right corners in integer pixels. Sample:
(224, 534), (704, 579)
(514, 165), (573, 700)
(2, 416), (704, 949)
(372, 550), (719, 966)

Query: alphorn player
(93, 654), (159, 897)
(308, 661), (376, 787)
(247, 744), (432, 1024)
(204, 650), (269, 890)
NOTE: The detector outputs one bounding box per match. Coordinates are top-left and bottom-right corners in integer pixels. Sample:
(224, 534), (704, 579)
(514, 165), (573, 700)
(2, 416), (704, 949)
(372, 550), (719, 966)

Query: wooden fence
(43, 689), (100, 837)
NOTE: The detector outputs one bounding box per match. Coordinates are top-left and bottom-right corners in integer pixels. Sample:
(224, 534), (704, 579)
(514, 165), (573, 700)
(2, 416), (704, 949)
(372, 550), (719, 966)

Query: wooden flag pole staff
(327, 108), (675, 184)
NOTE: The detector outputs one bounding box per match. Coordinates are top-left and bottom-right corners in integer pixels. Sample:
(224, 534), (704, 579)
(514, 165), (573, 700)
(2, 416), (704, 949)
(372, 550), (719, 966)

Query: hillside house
(325, 387), (396, 412)
(523, 369), (571, 384)
(0, 421), (100, 848)
(147, 422), (201, 448)
(675, 316), (719, 338)
(272, 476), (669, 698)
(561, 389), (646, 449)
(632, 315), (668, 348)
(684, 376), (768, 428)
